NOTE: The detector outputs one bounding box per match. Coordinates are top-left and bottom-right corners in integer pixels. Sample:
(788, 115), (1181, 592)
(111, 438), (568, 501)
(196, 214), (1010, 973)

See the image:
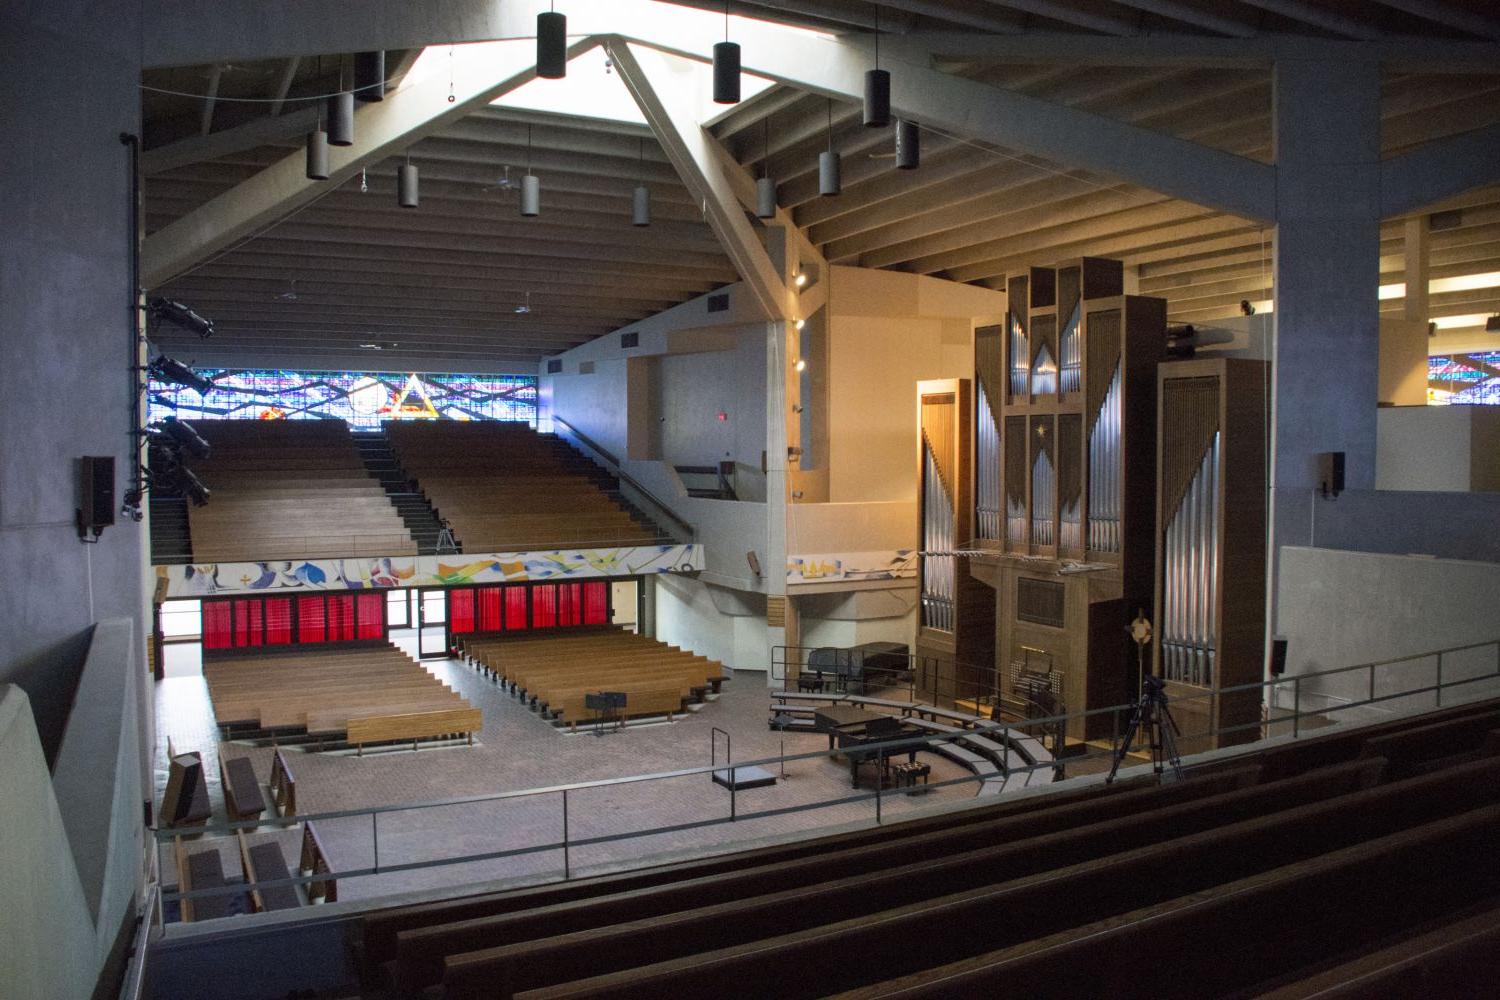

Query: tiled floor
(155, 637), (998, 910)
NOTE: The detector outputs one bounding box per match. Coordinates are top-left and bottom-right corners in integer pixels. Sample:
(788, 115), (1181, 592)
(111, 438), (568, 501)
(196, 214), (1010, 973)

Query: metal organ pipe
(975, 382), (1001, 540)
(1162, 432), (1220, 686)
(1031, 344), (1057, 397)
(922, 447), (956, 631)
(1031, 448), (1055, 547)
(1008, 314), (1028, 398)
(1059, 303), (1081, 395)
(1087, 363), (1122, 553)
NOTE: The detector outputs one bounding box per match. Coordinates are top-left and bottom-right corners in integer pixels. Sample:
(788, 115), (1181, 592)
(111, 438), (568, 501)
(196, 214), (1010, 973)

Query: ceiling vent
(545, 359), (563, 374)
(621, 331), (640, 349)
(707, 292), (730, 314)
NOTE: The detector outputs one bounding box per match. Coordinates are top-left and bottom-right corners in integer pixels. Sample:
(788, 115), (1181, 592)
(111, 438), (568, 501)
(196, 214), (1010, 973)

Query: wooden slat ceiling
(141, 0), (1500, 372)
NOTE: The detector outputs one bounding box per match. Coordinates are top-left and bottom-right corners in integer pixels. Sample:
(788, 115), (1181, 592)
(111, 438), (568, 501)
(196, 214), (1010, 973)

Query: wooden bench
(346, 707), (484, 753)
(236, 830), (301, 913)
(270, 749), (296, 817)
(482, 758), (1500, 1000)
(220, 755), (266, 821)
(300, 822), (337, 904)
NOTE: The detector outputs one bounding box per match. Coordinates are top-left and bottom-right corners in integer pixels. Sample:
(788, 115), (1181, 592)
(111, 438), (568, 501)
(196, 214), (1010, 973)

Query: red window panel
(327, 594), (356, 642)
(532, 585), (556, 628)
(557, 583), (582, 627)
(203, 601), (232, 650)
(265, 598), (293, 645)
(584, 582), (609, 625)
(233, 599), (261, 647)
(356, 592), (385, 640)
(478, 587), (504, 632)
(449, 588), (475, 634)
(297, 596), (327, 643)
(504, 586), (528, 630)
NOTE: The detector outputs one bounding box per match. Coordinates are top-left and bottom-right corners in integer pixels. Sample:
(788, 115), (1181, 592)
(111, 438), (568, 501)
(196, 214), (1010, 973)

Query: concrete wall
(1276, 547), (1500, 719)
(1376, 406), (1485, 491)
(1303, 488), (1500, 564)
(797, 588), (917, 654)
(654, 574), (769, 672)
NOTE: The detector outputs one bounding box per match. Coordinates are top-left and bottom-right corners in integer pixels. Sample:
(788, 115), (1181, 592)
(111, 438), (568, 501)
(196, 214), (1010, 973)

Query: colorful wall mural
(161, 543), (704, 598)
(148, 369), (537, 428)
(786, 550), (917, 586)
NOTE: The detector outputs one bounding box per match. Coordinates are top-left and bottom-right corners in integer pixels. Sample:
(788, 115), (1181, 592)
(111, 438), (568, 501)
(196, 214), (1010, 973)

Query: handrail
(154, 636), (1500, 913)
(551, 415), (696, 542)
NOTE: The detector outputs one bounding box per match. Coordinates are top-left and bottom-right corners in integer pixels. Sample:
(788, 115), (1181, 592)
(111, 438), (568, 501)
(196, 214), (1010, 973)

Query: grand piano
(814, 705), (924, 787)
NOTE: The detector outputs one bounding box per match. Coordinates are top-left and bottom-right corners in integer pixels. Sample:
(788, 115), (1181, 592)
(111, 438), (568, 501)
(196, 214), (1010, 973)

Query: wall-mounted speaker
(1317, 451), (1345, 500)
(746, 550), (762, 576)
(1270, 637), (1288, 677)
(77, 455), (115, 539)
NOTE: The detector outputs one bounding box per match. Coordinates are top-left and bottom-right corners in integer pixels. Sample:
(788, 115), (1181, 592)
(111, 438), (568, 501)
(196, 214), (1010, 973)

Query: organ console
(967, 258), (1167, 741)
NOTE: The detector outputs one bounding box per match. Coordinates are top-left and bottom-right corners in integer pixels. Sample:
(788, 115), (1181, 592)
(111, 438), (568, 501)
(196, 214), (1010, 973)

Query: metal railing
(550, 415), (696, 543)
(155, 637), (1500, 918)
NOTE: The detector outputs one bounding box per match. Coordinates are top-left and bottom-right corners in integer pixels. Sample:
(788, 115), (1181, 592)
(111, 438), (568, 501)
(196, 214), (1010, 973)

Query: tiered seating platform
(188, 420), (415, 562)
(203, 643), (481, 751)
(348, 699), (1500, 998)
(385, 422), (664, 552)
(457, 626), (726, 728)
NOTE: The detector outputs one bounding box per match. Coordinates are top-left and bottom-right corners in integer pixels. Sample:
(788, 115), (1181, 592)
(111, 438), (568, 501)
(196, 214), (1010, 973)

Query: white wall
(1377, 405), (1500, 492)
(1276, 547), (1500, 719)
(654, 574), (768, 672)
(798, 588), (917, 653)
(647, 326), (767, 474)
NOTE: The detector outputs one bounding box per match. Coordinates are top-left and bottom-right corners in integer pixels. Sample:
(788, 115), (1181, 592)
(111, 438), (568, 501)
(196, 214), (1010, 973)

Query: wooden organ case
(969, 258), (1166, 740)
(1153, 358), (1268, 752)
(916, 379), (996, 689)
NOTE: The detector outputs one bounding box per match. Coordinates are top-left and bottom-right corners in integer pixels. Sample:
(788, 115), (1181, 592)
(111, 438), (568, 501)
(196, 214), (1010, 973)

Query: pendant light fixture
(712, 0), (740, 104)
(305, 105), (330, 180)
(632, 138), (651, 227)
(354, 50), (385, 102)
(895, 119), (920, 170)
(327, 72), (354, 147)
(537, 3), (567, 79)
(818, 99), (841, 197)
(755, 118), (776, 219)
(520, 124), (541, 217)
(398, 154), (418, 208)
(863, 7), (890, 128)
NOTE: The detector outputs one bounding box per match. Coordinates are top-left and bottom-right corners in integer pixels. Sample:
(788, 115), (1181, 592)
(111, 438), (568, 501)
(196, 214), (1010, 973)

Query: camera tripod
(1106, 672), (1184, 784)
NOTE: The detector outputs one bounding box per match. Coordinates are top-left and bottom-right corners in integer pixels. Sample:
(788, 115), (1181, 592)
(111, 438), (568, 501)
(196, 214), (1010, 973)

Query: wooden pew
(346, 707), (484, 754)
(220, 755), (266, 821)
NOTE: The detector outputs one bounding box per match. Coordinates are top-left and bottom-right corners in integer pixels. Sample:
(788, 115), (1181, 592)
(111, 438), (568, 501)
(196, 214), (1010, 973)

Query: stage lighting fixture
(179, 468), (211, 507)
(1240, 299), (1256, 316)
(148, 297), (215, 338)
(148, 354), (214, 395)
(159, 417), (211, 459)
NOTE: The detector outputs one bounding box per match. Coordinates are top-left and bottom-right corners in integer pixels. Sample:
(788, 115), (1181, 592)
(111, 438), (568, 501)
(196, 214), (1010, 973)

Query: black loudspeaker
(1270, 638), (1288, 677)
(1317, 451), (1345, 500)
(78, 455), (115, 538)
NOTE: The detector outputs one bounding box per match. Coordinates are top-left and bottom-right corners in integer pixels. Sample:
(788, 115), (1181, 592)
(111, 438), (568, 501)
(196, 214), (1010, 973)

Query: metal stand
(435, 525), (458, 554)
(1106, 673), (1184, 784)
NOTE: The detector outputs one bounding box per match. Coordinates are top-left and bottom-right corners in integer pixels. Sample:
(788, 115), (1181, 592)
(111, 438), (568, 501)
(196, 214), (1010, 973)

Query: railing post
(372, 812), (379, 873)
(1435, 652), (1444, 707)
(1292, 676), (1301, 738)
(562, 789), (570, 880)
(875, 750), (883, 826)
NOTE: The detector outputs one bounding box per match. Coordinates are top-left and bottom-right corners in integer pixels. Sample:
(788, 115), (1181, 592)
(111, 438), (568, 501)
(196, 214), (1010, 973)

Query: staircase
(547, 434), (679, 543)
(353, 430), (447, 555)
(149, 495), (193, 564)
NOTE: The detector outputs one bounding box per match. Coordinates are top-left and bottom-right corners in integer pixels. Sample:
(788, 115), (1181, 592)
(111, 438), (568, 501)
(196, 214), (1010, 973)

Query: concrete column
(638, 575), (656, 638)
(764, 318), (791, 685)
(1403, 216), (1430, 326)
(1267, 57), (1382, 649)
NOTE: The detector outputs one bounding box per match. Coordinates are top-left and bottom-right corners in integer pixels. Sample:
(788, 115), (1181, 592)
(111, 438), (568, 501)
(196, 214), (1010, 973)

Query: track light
(537, 5), (567, 79)
(520, 125), (540, 216)
(713, 1), (740, 104)
(794, 358), (807, 372)
(755, 119), (777, 219)
(398, 158), (419, 208)
(632, 138), (650, 226)
(327, 90), (354, 146)
(819, 100), (840, 197)
(863, 6), (890, 128)
(159, 417), (211, 460)
(354, 51), (385, 102)
(306, 127), (329, 180)
(148, 354), (214, 395)
(794, 318), (805, 330)
(895, 119), (920, 170)
(794, 272), (807, 288)
(148, 297), (215, 339)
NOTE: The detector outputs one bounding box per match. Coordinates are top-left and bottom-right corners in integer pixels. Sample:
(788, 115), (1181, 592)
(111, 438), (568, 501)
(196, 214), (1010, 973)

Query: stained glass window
(148, 368), (538, 428)
(1428, 352), (1500, 405)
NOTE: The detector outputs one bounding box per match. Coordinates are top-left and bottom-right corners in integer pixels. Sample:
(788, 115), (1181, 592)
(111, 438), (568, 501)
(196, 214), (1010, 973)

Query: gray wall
(1302, 488), (1500, 564)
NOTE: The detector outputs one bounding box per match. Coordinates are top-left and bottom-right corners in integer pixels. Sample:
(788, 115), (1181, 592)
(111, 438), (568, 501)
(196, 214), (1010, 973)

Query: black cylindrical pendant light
(864, 8), (890, 127)
(398, 159), (418, 208)
(306, 128), (329, 180)
(537, 7), (567, 79)
(354, 51), (385, 102)
(632, 138), (651, 226)
(327, 90), (354, 146)
(755, 119), (776, 219)
(712, 2), (740, 104)
(895, 119), (920, 169)
(819, 99), (840, 197)
(713, 41), (741, 104)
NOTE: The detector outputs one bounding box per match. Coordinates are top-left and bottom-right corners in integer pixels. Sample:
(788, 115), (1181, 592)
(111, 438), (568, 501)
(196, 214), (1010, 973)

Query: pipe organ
(917, 378), (995, 683)
(1153, 358), (1268, 752)
(968, 258), (1167, 739)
